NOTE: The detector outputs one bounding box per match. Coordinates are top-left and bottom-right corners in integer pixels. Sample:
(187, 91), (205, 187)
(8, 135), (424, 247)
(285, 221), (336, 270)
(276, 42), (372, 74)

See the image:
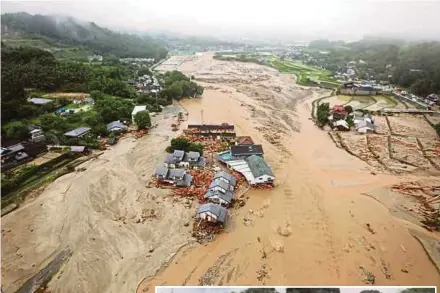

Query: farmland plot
(388, 115), (438, 139)
(319, 95), (350, 107)
(345, 96), (375, 110)
(338, 132), (383, 169)
(368, 134), (414, 172)
(373, 116), (391, 135)
(390, 136), (431, 169)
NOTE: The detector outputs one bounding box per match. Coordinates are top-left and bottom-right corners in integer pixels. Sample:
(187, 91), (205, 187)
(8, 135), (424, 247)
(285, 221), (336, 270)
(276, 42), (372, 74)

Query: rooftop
(204, 189), (234, 204)
(231, 144), (264, 156)
(209, 179), (231, 191)
(196, 203), (228, 223)
(29, 98), (53, 105)
(64, 127), (91, 137)
(214, 171), (237, 186)
(245, 155), (274, 178)
(106, 121), (127, 131)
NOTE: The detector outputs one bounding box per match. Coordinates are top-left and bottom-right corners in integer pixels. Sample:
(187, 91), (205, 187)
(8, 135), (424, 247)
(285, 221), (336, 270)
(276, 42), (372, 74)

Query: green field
(268, 57), (339, 87)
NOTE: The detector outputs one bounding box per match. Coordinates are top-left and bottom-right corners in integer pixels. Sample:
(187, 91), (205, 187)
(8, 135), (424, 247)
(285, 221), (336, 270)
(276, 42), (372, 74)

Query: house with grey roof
(163, 150), (206, 169)
(1, 143), (29, 165)
(209, 179), (233, 194)
(154, 166), (193, 186)
(204, 189), (234, 206)
(245, 155), (275, 185)
(213, 171), (237, 187)
(29, 98), (53, 105)
(231, 144), (264, 158)
(196, 203), (228, 224)
(107, 121), (128, 132)
(64, 127), (91, 138)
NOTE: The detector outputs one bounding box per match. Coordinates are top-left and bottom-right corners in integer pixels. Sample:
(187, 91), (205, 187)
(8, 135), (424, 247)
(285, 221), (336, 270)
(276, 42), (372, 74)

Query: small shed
(196, 203), (228, 224)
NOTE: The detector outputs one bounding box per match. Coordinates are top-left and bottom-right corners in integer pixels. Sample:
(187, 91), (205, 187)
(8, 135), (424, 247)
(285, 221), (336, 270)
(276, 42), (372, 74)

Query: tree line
(1, 12), (168, 59)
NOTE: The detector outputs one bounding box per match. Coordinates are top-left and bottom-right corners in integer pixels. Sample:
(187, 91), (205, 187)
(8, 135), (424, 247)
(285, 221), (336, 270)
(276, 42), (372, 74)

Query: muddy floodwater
(2, 53), (439, 293)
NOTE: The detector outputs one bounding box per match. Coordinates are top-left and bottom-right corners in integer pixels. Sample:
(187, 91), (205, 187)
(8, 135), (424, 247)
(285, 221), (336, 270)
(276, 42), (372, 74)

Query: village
(152, 122), (275, 240)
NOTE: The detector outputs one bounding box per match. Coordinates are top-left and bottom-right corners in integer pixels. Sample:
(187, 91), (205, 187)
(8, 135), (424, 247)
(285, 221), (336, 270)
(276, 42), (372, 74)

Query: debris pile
(192, 219), (225, 243)
(178, 134), (229, 154)
(172, 169), (215, 201)
(392, 181), (440, 231)
(134, 129), (148, 138)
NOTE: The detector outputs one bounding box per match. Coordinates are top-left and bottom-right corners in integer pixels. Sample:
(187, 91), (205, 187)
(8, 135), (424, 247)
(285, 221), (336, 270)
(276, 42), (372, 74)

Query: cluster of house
(217, 135), (275, 186)
(120, 58), (155, 64)
(127, 75), (161, 95)
(154, 150), (206, 186)
(196, 171), (238, 225)
(329, 105), (375, 133)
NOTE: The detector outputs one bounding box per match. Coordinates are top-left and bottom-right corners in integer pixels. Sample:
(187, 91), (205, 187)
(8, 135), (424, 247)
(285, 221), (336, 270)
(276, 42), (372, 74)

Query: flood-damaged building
(154, 166), (193, 187)
(163, 150), (206, 169)
(196, 203), (228, 224)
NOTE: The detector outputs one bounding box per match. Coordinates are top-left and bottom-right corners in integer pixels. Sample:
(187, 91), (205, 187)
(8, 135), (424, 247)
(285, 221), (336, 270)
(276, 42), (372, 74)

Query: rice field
(318, 95), (351, 107)
(344, 96), (375, 110)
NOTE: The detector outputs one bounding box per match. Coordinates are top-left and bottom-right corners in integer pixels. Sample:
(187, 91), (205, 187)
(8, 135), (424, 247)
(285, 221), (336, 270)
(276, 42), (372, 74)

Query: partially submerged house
(209, 179), (234, 194)
(213, 171), (237, 187)
(245, 155), (275, 185)
(154, 167), (193, 187)
(204, 189), (234, 206)
(164, 150), (205, 169)
(196, 203), (228, 224)
(356, 120), (375, 134)
(331, 105), (348, 120)
(64, 127), (91, 138)
(106, 121), (128, 132)
(236, 136), (254, 145)
(230, 144), (264, 158)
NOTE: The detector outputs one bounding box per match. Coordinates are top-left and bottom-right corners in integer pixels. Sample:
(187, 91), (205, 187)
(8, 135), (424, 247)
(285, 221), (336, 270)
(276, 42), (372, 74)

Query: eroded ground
(2, 53), (440, 293)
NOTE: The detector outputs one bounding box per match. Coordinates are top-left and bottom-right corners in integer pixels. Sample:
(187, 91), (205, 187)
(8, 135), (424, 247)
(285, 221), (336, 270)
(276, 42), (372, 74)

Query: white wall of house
(178, 161), (189, 168)
(199, 211), (219, 222)
(251, 174), (275, 185)
(206, 196), (229, 206)
(164, 163), (176, 168)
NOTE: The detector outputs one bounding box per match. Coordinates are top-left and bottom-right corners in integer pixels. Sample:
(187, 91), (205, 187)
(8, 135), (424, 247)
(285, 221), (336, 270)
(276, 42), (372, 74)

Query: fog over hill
(2, 0), (440, 42)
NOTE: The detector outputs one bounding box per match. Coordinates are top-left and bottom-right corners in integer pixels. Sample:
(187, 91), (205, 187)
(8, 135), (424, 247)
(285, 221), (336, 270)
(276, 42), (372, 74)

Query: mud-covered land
(1, 106), (197, 293)
(136, 53), (440, 291)
(2, 53), (440, 293)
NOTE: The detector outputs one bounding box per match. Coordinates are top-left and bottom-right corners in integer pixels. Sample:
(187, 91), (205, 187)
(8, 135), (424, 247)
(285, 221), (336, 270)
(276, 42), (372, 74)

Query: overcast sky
(2, 0), (440, 41)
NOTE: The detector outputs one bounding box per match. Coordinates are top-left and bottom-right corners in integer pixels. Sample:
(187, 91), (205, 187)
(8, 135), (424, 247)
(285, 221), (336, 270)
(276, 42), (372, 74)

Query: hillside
(1, 12), (168, 59)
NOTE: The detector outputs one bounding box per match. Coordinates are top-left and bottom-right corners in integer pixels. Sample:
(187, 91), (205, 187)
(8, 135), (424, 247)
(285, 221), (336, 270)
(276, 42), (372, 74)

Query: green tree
(344, 105), (353, 114)
(3, 121), (30, 140)
(134, 110), (151, 129)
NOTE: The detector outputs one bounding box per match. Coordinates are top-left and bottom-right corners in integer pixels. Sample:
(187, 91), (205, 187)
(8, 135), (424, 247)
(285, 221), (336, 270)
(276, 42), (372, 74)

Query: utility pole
(200, 109), (204, 125)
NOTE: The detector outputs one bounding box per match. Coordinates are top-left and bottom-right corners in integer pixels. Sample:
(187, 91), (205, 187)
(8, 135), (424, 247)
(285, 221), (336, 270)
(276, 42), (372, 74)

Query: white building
(131, 105), (147, 124)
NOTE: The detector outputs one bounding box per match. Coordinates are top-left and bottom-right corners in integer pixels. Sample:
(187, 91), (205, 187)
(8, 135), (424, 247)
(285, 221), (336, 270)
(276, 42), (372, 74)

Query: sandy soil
(1, 106), (197, 293)
(3, 53), (440, 293)
(136, 53), (440, 290)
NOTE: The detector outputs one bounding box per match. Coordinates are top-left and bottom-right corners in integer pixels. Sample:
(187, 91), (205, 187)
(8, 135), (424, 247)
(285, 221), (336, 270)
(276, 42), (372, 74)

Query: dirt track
(2, 53), (440, 293)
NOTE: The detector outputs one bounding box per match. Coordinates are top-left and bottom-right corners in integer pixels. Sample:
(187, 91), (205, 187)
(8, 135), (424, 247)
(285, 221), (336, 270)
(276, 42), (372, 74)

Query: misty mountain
(1, 12), (168, 59)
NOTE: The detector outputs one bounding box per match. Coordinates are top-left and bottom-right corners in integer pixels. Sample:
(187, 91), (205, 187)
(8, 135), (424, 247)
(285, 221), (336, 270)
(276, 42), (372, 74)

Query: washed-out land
(2, 53), (440, 293)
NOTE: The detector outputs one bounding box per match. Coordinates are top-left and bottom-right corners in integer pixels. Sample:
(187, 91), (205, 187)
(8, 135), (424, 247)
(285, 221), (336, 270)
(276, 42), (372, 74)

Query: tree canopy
(134, 110), (151, 129)
(1, 12), (168, 59)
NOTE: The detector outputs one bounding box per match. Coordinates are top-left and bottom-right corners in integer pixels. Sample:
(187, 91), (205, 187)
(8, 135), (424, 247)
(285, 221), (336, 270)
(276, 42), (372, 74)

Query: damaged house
(204, 171), (237, 206)
(164, 150), (206, 169)
(154, 166), (193, 187)
(196, 203), (228, 224)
